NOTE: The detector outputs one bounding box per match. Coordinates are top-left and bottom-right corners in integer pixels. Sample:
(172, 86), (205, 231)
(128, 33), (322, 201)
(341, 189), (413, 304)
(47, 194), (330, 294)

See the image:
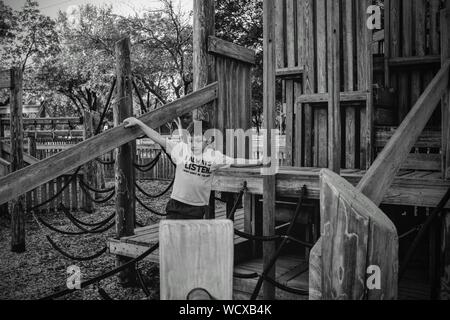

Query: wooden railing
(0, 83), (218, 206)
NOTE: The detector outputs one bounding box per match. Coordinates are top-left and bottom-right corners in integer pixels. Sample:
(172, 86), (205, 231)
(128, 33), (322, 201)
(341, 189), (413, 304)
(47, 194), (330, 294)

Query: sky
(5, 0), (193, 18)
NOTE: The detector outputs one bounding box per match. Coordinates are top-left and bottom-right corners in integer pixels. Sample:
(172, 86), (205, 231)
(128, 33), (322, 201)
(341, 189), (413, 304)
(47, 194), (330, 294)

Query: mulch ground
(0, 180), (174, 300)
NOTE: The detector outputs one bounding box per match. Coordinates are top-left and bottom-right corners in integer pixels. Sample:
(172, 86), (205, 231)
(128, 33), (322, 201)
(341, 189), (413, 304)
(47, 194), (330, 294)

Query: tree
(0, 0), (59, 71)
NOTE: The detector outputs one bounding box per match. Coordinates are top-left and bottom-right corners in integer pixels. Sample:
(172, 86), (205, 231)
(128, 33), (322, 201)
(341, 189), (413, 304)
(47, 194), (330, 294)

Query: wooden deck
(213, 167), (450, 209)
(108, 208), (249, 264)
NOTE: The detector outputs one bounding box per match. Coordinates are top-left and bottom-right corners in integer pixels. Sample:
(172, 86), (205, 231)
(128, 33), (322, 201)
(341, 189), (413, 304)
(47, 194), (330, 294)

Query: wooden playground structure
(1, 0), (450, 300)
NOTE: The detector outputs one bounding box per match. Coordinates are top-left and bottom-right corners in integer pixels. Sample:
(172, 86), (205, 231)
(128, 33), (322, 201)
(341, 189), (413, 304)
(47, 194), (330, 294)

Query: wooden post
(441, 9), (450, 180)
(28, 135), (37, 211)
(193, 0), (216, 219)
(0, 109), (7, 217)
(114, 37), (137, 285)
(192, 0), (216, 123)
(160, 220), (234, 300)
(441, 8), (450, 300)
(82, 110), (95, 212)
(327, 0), (341, 173)
(10, 68), (25, 253)
(262, 0), (277, 300)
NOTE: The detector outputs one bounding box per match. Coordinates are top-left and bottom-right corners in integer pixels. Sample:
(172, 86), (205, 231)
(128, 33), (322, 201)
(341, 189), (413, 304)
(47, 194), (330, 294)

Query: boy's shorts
(165, 199), (208, 220)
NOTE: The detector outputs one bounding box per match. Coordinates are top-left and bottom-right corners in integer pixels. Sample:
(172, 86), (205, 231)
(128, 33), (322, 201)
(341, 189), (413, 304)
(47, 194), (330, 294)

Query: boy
(124, 117), (264, 220)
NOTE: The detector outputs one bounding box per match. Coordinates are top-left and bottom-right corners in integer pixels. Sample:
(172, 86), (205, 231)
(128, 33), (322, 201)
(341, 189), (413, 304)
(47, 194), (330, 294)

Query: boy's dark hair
(186, 120), (211, 136)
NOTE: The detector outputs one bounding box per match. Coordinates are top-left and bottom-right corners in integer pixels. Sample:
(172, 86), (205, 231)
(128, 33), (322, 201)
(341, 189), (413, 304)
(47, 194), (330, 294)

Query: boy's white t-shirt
(166, 140), (235, 206)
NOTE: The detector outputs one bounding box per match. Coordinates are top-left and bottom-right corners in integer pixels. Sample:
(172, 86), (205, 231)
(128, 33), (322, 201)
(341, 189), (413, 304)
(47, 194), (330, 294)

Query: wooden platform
(108, 208), (249, 264)
(213, 167), (450, 209)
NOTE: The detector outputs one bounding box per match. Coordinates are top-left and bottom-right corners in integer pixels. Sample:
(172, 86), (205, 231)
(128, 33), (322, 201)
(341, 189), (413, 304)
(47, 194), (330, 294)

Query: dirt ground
(0, 180), (173, 300)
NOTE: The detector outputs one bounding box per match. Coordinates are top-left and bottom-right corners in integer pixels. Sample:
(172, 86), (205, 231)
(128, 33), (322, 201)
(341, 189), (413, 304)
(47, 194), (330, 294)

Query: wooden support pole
(10, 68), (25, 253)
(441, 9), (450, 180)
(0, 110), (7, 217)
(327, 0), (341, 173)
(114, 37), (137, 285)
(82, 110), (94, 213)
(193, 0), (216, 219)
(441, 8), (450, 300)
(193, 0), (216, 122)
(262, 0), (277, 300)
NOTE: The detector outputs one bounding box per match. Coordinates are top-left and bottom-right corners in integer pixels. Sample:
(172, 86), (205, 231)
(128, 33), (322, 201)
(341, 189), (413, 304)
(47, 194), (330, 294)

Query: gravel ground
(0, 180), (174, 300)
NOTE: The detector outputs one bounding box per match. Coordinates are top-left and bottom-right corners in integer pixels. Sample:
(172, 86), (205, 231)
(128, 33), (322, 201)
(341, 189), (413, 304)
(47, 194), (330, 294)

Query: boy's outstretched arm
(124, 117), (167, 149)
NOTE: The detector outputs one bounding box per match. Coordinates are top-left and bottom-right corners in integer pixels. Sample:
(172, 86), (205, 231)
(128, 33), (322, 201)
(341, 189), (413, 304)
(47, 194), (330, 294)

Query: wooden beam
(276, 67), (304, 79)
(160, 220), (234, 300)
(208, 36), (256, 65)
(297, 91), (368, 104)
(327, 0), (341, 173)
(0, 69), (11, 89)
(262, 0), (277, 300)
(9, 68), (25, 253)
(0, 82), (218, 206)
(357, 60), (450, 206)
(388, 55), (441, 67)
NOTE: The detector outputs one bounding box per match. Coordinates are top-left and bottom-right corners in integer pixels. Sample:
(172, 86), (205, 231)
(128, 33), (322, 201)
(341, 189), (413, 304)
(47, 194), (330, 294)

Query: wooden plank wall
(277, 0), (373, 170)
(209, 37), (254, 157)
(383, 0), (449, 172)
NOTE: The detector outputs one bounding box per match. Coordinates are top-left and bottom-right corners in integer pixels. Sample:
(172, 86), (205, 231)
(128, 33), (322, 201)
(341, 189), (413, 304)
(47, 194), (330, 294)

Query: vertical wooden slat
(285, 80), (294, 166)
(327, 0), (341, 173)
(316, 0), (328, 168)
(399, 0), (412, 121)
(286, 0), (296, 68)
(262, 0), (277, 300)
(294, 82), (302, 166)
(275, 0), (285, 69)
(411, 0), (426, 105)
(442, 9), (450, 180)
(303, 0), (315, 167)
(344, 0), (356, 169)
(71, 175), (78, 211)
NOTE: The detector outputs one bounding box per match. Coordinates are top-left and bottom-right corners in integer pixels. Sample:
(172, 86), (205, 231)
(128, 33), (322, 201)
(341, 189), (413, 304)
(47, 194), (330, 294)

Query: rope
(135, 196), (168, 217)
(135, 179), (174, 199)
(40, 242), (160, 300)
(29, 167), (82, 211)
(226, 184), (247, 220)
(136, 264), (151, 297)
(33, 213), (113, 236)
(399, 225), (423, 240)
(134, 153), (162, 172)
(61, 205), (115, 228)
(98, 288), (114, 300)
(78, 177), (115, 194)
(95, 158), (115, 166)
(79, 183), (115, 204)
(250, 186), (307, 300)
(46, 236), (108, 262)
